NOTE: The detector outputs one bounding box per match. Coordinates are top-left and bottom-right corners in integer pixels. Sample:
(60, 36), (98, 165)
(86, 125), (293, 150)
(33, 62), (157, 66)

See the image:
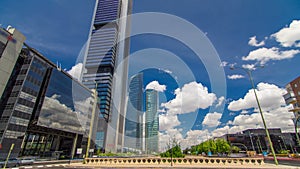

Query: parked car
(19, 157), (35, 165)
(0, 158), (20, 168)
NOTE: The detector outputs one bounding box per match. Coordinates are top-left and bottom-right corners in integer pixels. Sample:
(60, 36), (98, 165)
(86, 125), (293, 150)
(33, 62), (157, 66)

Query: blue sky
(1, 0), (300, 149)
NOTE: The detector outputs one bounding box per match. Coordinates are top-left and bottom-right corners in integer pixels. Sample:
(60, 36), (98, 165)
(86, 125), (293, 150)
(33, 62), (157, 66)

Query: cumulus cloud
(248, 36), (265, 47)
(230, 106), (294, 132)
(242, 64), (256, 70)
(39, 94), (92, 134)
(159, 113), (181, 131)
(242, 47), (300, 64)
(227, 74), (245, 80)
(159, 128), (184, 151)
(240, 110), (249, 115)
(162, 81), (217, 115)
(160, 129), (212, 150)
(67, 63), (85, 80)
(145, 81), (166, 92)
(211, 106), (294, 139)
(202, 112), (222, 127)
(211, 82), (295, 139)
(180, 129), (210, 149)
(228, 82), (286, 111)
(216, 96), (225, 107)
(220, 61), (228, 67)
(272, 20), (300, 47)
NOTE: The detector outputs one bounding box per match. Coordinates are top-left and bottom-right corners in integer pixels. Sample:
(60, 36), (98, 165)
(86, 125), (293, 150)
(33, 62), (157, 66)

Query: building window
(0, 41), (6, 57)
(295, 84), (298, 88)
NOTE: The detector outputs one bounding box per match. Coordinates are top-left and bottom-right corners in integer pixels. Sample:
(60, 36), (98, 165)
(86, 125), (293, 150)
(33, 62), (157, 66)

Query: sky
(1, 0), (300, 150)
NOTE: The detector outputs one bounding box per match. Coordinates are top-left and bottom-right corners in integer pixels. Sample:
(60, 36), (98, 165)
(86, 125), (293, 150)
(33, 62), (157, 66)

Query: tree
(215, 138), (231, 153)
(160, 138), (185, 158)
(231, 146), (241, 153)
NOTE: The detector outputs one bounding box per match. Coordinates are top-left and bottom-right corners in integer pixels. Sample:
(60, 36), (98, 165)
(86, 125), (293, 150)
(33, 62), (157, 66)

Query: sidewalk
(68, 162), (300, 168)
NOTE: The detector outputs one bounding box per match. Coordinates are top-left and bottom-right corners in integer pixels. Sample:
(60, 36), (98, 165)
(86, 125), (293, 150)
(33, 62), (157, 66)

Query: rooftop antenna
(56, 61), (62, 71)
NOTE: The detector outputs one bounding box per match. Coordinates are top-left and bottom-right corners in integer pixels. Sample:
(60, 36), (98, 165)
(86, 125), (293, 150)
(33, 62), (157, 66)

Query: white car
(19, 158), (35, 165)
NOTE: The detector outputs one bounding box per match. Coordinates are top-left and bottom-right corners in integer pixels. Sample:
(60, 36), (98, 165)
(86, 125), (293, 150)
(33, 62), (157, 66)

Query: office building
(145, 89), (159, 154)
(220, 128), (299, 153)
(0, 26), (26, 100)
(82, 0), (132, 152)
(0, 27), (97, 158)
(124, 73), (144, 152)
(283, 76), (300, 145)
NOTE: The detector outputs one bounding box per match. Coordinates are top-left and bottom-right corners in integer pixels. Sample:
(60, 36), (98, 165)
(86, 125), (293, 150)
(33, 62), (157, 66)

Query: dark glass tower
(124, 73), (144, 152)
(82, 0), (132, 152)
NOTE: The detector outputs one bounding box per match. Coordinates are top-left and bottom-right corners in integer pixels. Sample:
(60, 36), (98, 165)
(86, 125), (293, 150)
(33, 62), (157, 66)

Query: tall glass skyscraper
(82, 0), (132, 152)
(145, 89), (159, 154)
(124, 73), (144, 152)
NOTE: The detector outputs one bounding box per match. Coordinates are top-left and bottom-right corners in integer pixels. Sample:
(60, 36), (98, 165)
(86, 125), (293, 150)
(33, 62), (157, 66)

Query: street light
(248, 132), (255, 151)
(230, 65), (278, 165)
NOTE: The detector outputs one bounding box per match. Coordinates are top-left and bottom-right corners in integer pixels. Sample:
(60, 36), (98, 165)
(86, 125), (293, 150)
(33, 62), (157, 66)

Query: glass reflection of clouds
(38, 69), (93, 135)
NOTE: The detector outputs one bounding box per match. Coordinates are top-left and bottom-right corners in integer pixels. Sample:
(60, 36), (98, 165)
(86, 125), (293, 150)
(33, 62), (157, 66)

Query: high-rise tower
(82, 0), (132, 152)
(145, 89), (159, 154)
(124, 73), (144, 152)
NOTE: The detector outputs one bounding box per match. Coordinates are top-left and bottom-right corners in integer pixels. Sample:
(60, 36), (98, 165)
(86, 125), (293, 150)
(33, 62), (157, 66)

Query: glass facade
(124, 73), (144, 151)
(38, 68), (93, 135)
(145, 89), (159, 153)
(0, 45), (95, 158)
(83, 0), (121, 122)
(83, 0), (132, 152)
(0, 48), (49, 158)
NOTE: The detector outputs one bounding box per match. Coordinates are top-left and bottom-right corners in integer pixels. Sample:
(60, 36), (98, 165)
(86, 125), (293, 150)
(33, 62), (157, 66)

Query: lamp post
(85, 81), (98, 158)
(230, 65), (278, 165)
(248, 132), (255, 151)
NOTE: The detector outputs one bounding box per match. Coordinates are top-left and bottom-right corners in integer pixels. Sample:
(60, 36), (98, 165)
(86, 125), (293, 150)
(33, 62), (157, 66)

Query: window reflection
(38, 69), (93, 134)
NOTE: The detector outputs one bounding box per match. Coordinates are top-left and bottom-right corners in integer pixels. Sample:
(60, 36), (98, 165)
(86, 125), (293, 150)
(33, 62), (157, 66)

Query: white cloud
(212, 82), (295, 139)
(159, 113), (181, 131)
(240, 110), (249, 115)
(67, 63), (84, 80)
(180, 129), (210, 149)
(216, 96), (225, 107)
(145, 81), (166, 92)
(228, 83), (286, 111)
(242, 64), (256, 70)
(227, 74), (245, 80)
(159, 128), (183, 151)
(248, 36), (265, 47)
(211, 106), (294, 138)
(230, 106), (294, 132)
(212, 125), (230, 137)
(161, 81), (217, 115)
(242, 47), (300, 64)
(202, 112), (222, 127)
(220, 61), (228, 67)
(39, 94), (92, 134)
(272, 20), (300, 47)
(161, 69), (172, 74)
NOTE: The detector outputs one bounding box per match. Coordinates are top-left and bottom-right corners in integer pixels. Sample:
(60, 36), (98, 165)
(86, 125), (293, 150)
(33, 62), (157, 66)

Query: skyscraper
(145, 89), (159, 154)
(82, 0), (132, 152)
(124, 73), (144, 152)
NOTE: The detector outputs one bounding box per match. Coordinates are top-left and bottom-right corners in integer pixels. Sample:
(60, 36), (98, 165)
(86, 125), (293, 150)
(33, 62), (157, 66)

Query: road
(264, 157), (300, 167)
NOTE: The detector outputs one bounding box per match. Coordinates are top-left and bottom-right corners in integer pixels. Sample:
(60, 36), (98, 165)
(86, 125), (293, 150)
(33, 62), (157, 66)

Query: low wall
(84, 157), (264, 167)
